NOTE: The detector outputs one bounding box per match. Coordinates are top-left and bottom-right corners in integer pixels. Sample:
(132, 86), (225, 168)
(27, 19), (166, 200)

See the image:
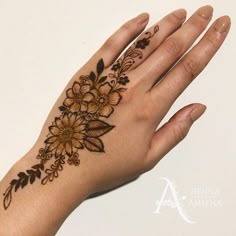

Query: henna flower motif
(87, 82), (122, 117)
(36, 148), (53, 163)
(63, 81), (94, 112)
(78, 75), (93, 86)
(117, 76), (129, 85)
(67, 153), (80, 166)
(78, 111), (100, 121)
(45, 113), (86, 156)
(135, 38), (150, 49)
(111, 62), (121, 71)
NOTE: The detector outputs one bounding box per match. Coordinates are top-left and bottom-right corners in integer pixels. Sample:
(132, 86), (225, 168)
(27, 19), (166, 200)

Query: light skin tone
(0, 5), (231, 235)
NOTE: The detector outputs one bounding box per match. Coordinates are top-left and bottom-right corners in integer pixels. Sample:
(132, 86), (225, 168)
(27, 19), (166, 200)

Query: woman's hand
(0, 5), (230, 236)
(64, 5), (229, 193)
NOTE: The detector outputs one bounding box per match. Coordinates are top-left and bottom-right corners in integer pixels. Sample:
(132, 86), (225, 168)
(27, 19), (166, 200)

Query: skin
(0, 5), (231, 235)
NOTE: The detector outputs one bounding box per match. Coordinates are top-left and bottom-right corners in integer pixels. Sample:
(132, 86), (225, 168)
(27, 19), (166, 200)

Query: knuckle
(168, 12), (184, 24)
(119, 91), (131, 105)
(164, 38), (182, 56)
(170, 121), (188, 142)
(121, 21), (134, 32)
(118, 84), (135, 105)
(205, 33), (219, 47)
(181, 57), (201, 79)
(102, 36), (115, 51)
(135, 94), (155, 121)
(136, 104), (152, 121)
(189, 19), (207, 32)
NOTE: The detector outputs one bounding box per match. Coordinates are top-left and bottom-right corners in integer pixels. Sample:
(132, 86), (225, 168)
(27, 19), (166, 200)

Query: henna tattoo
(41, 155), (65, 185)
(3, 25), (159, 209)
(111, 24), (159, 75)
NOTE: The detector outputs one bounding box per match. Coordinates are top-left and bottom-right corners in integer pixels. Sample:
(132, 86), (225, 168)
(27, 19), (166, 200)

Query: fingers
(143, 104), (206, 171)
(110, 9), (187, 72)
(150, 15), (231, 117)
(133, 5), (213, 88)
(88, 13), (149, 68)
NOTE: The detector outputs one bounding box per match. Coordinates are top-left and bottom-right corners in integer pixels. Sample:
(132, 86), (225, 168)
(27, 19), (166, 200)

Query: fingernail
(214, 16), (231, 33)
(136, 12), (149, 24)
(198, 5), (213, 20)
(190, 104), (207, 122)
(172, 9), (187, 20)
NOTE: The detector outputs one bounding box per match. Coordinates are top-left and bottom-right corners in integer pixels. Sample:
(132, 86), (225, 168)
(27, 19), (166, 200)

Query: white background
(0, 0), (235, 235)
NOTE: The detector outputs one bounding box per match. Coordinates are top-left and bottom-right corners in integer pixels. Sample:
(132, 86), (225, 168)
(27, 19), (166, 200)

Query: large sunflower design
(45, 113), (86, 157)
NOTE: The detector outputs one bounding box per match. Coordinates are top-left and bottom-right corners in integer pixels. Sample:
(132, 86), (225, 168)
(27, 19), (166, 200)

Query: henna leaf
(21, 176), (29, 189)
(84, 137), (104, 152)
(41, 176), (49, 185)
(3, 186), (13, 210)
(12, 164), (43, 193)
(154, 25), (159, 33)
(14, 180), (21, 192)
(26, 170), (35, 175)
(86, 120), (114, 137)
(128, 50), (142, 58)
(30, 174), (36, 184)
(97, 58), (104, 75)
(35, 169), (41, 178)
(89, 71), (96, 81)
(17, 172), (27, 178)
(10, 179), (17, 185)
(120, 63), (133, 72)
(32, 164), (39, 169)
(59, 106), (67, 112)
(32, 163), (44, 171)
(39, 163), (44, 171)
(98, 76), (107, 84)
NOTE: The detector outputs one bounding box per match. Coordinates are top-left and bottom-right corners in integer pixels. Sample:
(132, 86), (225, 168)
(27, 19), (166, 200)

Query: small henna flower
(117, 76), (129, 85)
(36, 148), (53, 163)
(87, 82), (122, 117)
(135, 38), (150, 49)
(111, 62), (121, 71)
(78, 111), (100, 121)
(67, 153), (80, 166)
(45, 113), (86, 156)
(63, 81), (94, 112)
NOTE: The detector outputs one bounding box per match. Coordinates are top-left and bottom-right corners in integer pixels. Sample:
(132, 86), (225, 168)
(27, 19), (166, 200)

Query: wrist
(0, 145), (93, 235)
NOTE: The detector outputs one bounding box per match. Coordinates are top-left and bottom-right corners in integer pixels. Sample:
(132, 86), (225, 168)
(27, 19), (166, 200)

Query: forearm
(0, 61), (115, 234)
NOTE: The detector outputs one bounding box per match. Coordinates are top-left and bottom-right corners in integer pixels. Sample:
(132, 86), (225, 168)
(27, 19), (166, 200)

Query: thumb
(144, 103), (206, 171)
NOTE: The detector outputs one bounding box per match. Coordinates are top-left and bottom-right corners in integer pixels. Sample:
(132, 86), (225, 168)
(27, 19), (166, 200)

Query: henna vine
(3, 25), (159, 209)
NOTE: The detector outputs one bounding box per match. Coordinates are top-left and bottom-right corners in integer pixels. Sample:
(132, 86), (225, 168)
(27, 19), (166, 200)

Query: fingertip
(198, 5), (214, 20)
(172, 8), (187, 20)
(136, 12), (150, 25)
(190, 103), (207, 122)
(168, 103), (206, 123)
